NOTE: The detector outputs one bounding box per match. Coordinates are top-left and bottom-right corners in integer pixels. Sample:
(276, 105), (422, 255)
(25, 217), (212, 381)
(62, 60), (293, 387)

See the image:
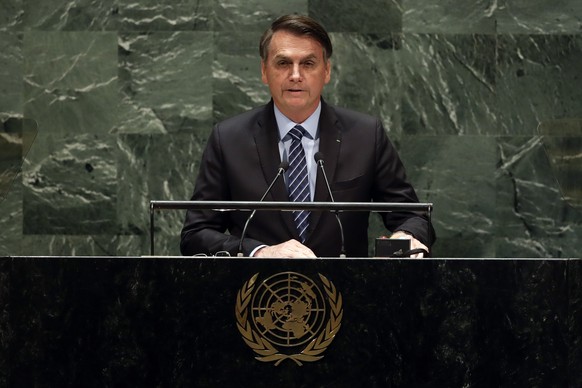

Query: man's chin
(280, 99), (306, 111)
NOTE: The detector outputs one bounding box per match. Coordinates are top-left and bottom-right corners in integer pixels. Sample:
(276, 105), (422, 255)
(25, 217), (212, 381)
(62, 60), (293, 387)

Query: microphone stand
(314, 152), (346, 258)
(237, 162), (289, 257)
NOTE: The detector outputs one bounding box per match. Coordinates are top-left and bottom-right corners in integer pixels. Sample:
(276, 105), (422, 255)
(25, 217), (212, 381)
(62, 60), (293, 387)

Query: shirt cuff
(249, 245), (268, 257)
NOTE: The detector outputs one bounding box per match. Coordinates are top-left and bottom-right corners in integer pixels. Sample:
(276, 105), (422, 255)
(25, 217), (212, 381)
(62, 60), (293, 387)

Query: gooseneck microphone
(314, 152), (346, 258)
(237, 161), (289, 257)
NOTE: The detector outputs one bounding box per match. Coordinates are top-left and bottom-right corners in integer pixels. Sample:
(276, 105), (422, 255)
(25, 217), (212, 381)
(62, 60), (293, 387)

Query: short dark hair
(259, 14), (333, 61)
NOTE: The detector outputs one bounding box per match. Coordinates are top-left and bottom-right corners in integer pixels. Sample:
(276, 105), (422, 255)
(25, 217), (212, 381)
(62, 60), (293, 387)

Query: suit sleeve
(373, 120), (435, 247)
(180, 124), (264, 256)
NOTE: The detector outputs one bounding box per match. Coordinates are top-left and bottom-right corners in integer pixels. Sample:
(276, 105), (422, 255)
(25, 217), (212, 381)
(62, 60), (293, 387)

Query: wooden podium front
(1, 256), (580, 387)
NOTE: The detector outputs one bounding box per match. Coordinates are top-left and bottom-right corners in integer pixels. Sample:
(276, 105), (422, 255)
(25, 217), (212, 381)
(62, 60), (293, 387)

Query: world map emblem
(235, 272), (343, 366)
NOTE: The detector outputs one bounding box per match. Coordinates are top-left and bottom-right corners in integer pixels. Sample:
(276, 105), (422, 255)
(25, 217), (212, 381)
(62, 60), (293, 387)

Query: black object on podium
(1, 256), (581, 387)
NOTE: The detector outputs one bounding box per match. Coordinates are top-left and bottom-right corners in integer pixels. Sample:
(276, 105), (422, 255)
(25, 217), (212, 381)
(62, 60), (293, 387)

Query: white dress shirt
(273, 103), (321, 201)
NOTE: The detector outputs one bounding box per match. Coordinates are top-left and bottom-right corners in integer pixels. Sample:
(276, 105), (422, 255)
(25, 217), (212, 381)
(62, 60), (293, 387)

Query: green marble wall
(1, 0), (581, 257)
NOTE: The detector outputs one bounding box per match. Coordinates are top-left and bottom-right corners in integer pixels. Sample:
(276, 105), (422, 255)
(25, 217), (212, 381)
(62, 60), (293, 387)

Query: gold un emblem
(235, 272), (343, 366)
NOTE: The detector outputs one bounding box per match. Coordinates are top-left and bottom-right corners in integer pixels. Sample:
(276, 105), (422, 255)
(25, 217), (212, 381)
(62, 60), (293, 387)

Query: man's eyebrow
(272, 53), (319, 61)
(301, 54), (318, 61)
(272, 54), (290, 61)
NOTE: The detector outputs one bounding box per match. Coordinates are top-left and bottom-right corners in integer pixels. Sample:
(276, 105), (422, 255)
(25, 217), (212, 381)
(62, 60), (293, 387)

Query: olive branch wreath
(235, 273), (343, 366)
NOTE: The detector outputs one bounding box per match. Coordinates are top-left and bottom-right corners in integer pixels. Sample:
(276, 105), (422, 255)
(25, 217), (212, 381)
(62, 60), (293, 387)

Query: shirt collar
(274, 101), (321, 141)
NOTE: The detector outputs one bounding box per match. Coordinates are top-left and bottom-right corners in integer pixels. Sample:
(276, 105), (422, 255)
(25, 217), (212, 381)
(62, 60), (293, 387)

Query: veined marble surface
(403, 0), (582, 34)
(116, 32), (214, 134)
(0, 1), (581, 257)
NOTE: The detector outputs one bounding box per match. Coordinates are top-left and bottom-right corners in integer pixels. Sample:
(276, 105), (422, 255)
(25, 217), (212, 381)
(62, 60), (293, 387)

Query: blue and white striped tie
(288, 125), (310, 242)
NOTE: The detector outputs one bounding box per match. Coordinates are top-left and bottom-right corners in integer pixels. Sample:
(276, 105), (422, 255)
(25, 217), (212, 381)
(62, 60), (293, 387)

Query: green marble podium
(1, 256), (580, 387)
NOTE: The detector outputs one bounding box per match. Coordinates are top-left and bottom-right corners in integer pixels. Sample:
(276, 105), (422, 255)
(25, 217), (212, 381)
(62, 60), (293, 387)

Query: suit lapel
(309, 100), (343, 238)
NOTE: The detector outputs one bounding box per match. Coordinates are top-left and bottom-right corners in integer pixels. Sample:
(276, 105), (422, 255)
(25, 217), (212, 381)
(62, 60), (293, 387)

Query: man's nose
(290, 63), (301, 80)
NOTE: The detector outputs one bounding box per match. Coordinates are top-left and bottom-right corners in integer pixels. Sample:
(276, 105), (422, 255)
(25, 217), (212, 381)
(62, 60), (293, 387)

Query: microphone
(237, 161), (289, 257)
(314, 152), (346, 258)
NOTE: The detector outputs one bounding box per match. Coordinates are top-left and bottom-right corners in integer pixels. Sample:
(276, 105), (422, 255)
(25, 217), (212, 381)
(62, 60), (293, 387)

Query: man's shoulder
(217, 103), (270, 131)
(324, 103), (379, 129)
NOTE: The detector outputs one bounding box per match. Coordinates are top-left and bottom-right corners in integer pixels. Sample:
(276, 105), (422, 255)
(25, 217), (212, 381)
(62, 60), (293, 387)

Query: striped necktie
(287, 125), (310, 242)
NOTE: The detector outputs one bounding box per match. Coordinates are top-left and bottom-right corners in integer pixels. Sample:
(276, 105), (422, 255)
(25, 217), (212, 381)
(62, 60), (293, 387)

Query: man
(180, 14), (435, 258)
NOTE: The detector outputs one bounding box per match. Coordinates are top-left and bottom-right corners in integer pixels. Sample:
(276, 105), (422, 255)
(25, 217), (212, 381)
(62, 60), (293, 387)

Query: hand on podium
(254, 239), (317, 258)
(390, 231), (429, 258)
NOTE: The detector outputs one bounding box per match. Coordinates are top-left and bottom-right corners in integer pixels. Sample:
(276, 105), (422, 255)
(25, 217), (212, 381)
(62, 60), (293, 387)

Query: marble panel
(435, 236), (496, 258)
(147, 134), (205, 256)
(496, 136), (582, 257)
(495, 233), (582, 259)
(0, 0), (22, 31)
(116, 32), (213, 134)
(213, 0), (307, 31)
(118, 0), (213, 31)
(20, 235), (120, 256)
(399, 136), (497, 257)
(22, 133), (118, 235)
(117, 133), (204, 255)
(400, 34), (497, 135)
(309, 0), (402, 32)
(22, 0), (118, 31)
(149, 224), (182, 256)
(324, 33), (402, 136)
(23, 31), (119, 140)
(116, 235), (149, 256)
(212, 31), (269, 123)
(0, 119), (22, 202)
(0, 120), (37, 257)
(497, 0), (582, 34)
(0, 118), (37, 202)
(0, 180), (23, 256)
(0, 32), (23, 204)
(0, 0), (580, 259)
(0, 32), (22, 116)
(496, 34), (582, 135)
(115, 134), (152, 236)
(539, 118), (582, 209)
(402, 0), (497, 34)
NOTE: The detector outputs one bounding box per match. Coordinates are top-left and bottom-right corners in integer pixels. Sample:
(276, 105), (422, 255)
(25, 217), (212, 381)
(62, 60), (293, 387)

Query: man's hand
(254, 239), (317, 258)
(390, 231), (429, 258)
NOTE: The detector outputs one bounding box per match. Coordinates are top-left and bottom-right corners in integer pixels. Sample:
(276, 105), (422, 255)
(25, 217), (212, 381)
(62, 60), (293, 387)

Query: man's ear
(261, 60), (268, 85)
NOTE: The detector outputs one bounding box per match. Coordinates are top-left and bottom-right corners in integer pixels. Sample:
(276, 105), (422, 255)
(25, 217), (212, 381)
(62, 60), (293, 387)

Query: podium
(1, 256), (581, 387)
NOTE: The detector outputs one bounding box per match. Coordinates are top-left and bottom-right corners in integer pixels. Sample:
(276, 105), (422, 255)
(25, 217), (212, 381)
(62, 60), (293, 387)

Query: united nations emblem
(235, 272), (343, 366)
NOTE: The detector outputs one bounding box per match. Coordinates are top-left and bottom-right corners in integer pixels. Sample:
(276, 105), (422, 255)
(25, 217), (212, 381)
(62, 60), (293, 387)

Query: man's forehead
(267, 33), (325, 59)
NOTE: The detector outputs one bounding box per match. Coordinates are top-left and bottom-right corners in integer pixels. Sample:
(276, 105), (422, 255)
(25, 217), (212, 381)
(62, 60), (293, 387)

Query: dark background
(1, 256), (580, 387)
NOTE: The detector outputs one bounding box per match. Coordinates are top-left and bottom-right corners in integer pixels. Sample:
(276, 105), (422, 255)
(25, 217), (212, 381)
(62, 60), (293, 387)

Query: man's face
(261, 30), (331, 123)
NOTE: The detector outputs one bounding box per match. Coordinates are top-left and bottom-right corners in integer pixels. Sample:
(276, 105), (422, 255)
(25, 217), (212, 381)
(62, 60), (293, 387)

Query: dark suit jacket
(180, 99), (435, 257)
